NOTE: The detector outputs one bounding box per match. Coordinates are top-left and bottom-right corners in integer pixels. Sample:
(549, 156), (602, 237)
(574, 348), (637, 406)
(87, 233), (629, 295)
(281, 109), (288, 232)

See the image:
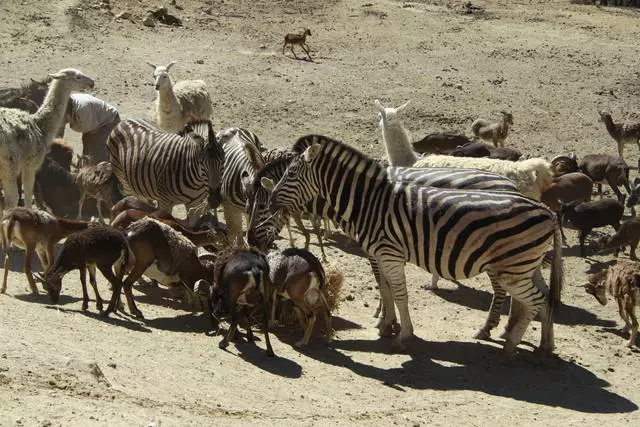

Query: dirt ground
(1, 0), (640, 425)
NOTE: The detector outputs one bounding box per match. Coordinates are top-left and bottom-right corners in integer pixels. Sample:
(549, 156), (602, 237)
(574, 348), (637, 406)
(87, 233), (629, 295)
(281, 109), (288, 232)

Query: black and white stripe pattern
(267, 135), (563, 358)
(216, 127), (265, 241)
(107, 118), (225, 224)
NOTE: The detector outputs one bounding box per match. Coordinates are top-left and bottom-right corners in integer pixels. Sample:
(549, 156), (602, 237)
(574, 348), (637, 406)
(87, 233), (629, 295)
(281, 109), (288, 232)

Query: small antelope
(283, 28), (312, 60)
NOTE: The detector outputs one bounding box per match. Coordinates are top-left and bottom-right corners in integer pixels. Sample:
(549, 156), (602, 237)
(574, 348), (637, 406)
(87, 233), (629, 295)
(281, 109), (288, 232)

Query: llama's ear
(303, 143), (321, 162)
(397, 100), (410, 112)
(261, 177), (275, 192)
(145, 61), (157, 69)
(374, 99), (385, 116)
(166, 61), (177, 71)
(48, 72), (67, 80)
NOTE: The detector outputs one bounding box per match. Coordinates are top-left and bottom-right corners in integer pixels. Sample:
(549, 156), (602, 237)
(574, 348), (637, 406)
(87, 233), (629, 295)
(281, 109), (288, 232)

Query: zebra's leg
(422, 273), (440, 290)
(369, 257), (398, 336)
(310, 216), (328, 263)
(378, 257), (413, 349)
(285, 217), (296, 247)
(474, 276), (508, 341)
(497, 274), (547, 359)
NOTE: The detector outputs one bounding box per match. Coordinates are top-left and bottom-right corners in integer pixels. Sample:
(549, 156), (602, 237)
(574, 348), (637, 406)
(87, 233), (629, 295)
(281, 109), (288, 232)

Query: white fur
(375, 99), (418, 167)
(413, 155), (553, 200)
(0, 68), (94, 211)
(147, 61), (213, 132)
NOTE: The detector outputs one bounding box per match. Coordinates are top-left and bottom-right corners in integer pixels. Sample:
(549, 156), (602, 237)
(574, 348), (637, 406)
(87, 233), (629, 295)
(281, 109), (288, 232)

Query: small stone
(608, 367), (615, 372)
(196, 59), (204, 64)
(346, 294), (355, 301)
(142, 16), (155, 27)
(115, 11), (131, 20)
(364, 302), (369, 308)
(107, 363), (117, 368)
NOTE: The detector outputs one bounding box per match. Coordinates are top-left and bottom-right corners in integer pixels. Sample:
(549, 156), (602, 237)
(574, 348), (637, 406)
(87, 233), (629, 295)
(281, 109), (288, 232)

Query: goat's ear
(261, 177), (275, 192)
(166, 61), (177, 71)
(303, 143), (321, 163)
(145, 61), (157, 69)
(396, 100), (410, 112)
(374, 99), (385, 117)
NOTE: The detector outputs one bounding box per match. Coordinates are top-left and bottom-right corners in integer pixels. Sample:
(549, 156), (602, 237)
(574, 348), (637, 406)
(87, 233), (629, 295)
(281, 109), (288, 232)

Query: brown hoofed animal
(76, 161), (123, 222)
(562, 198), (623, 257)
(580, 154), (632, 210)
(540, 172), (593, 241)
(595, 217), (640, 260)
(42, 226), (133, 314)
(584, 260), (640, 347)
(283, 28), (312, 60)
(599, 111), (640, 161)
(267, 248), (336, 347)
(1, 208), (91, 295)
(470, 111), (513, 147)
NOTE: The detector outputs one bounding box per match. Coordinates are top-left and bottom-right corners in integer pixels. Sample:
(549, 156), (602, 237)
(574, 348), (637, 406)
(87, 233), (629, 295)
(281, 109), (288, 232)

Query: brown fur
(1, 207), (92, 295)
(283, 28), (312, 60)
(599, 111), (640, 161)
(76, 161), (123, 222)
(595, 217), (640, 260)
(585, 260), (640, 347)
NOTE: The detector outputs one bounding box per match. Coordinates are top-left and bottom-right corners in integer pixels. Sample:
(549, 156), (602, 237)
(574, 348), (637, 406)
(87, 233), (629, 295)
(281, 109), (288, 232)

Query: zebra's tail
(548, 221), (564, 314)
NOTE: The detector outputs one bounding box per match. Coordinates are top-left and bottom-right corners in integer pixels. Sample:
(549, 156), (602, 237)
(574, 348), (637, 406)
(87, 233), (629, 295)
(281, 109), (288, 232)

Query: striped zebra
(246, 146), (526, 340)
(216, 127), (266, 242)
(266, 135), (563, 358)
(107, 118), (225, 226)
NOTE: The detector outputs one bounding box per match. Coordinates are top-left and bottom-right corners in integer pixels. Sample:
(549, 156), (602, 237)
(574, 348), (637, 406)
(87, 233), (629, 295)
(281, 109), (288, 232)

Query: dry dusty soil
(1, 0), (640, 425)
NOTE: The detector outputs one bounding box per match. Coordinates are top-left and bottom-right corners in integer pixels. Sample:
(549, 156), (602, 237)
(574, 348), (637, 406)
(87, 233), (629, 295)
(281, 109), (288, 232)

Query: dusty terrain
(1, 0), (640, 425)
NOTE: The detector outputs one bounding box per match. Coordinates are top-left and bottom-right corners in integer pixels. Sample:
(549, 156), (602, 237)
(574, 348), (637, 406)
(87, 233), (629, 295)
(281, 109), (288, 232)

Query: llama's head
(374, 99), (410, 129)
(48, 68), (95, 92)
(146, 61), (177, 90)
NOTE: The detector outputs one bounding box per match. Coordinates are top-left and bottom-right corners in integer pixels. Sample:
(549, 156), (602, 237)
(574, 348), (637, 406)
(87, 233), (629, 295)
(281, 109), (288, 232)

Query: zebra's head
(269, 141), (323, 215)
(194, 121), (225, 209)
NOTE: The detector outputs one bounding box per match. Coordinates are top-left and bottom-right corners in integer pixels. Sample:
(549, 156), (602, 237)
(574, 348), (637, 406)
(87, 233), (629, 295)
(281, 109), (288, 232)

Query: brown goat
(76, 162), (123, 222)
(595, 217), (640, 260)
(1, 208), (92, 295)
(49, 139), (74, 171)
(584, 260), (640, 347)
(267, 248), (334, 347)
(470, 111), (513, 148)
(540, 172), (593, 241)
(580, 154), (631, 208)
(283, 28), (312, 60)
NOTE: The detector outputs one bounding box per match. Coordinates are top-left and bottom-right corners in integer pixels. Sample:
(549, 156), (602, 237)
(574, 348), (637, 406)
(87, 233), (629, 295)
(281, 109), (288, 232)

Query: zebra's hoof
(473, 329), (491, 341)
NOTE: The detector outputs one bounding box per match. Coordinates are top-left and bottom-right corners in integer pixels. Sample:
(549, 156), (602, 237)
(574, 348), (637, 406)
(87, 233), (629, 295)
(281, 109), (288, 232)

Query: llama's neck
(381, 120), (418, 167)
(32, 79), (72, 145)
(158, 79), (183, 116)
(602, 114), (619, 140)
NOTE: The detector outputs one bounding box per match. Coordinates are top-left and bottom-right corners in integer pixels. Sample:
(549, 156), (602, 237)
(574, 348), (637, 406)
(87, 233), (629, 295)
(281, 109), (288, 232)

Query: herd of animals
(0, 61), (639, 361)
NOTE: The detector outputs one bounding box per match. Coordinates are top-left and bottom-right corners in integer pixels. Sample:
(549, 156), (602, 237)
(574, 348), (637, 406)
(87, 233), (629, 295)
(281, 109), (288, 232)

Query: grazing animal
(33, 156), (81, 218)
(584, 260), (640, 347)
(562, 199), (623, 257)
(283, 28), (312, 60)
(146, 61), (213, 132)
(110, 196), (156, 220)
(216, 127), (265, 243)
(107, 119), (225, 227)
(48, 139), (74, 171)
(0, 68), (94, 210)
(211, 247), (275, 357)
(595, 217), (640, 260)
(413, 155), (553, 200)
(42, 226), (132, 314)
(76, 161), (123, 222)
(451, 141), (522, 161)
(471, 111), (513, 147)
(249, 146), (523, 336)
(411, 132), (473, 155)
(267, 135), (563, 358)
(540, 172), (594, 241)
(1, 208), (91, 294)
(625, 177), (640, 213)
(580, 154), (631, 209)
(0, 77), (50, 114)
(267, 248), (334, 347)
(599, 111), (640, 161)
(374, 99), (418, 167)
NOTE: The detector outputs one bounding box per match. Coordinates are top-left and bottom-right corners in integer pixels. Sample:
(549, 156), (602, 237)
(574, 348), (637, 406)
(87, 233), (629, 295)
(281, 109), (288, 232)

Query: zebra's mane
(292, 134), (385, 178)
(253, 155), (292, 187)
(178, 120), (214, 139)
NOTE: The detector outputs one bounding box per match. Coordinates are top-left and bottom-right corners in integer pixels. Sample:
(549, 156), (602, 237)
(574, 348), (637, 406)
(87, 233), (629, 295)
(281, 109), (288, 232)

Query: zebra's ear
(303, 143), (321, 163)
(261, 177), (275, 192)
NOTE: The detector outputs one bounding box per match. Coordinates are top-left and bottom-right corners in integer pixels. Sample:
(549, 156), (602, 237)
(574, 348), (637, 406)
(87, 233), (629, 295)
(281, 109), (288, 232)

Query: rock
(115, 11), (131, 20)
(196, 59), (204, 64)
(346, 294), (355, 301)
(142, 16), (156, 27)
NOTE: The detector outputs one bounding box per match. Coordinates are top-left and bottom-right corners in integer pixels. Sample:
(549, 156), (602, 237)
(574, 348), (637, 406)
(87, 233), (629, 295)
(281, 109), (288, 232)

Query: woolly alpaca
(374, 99), (418, 167)
(146, 61), (213, 132)
(0, 68), (94, 211)
(413, 155), (553, 200)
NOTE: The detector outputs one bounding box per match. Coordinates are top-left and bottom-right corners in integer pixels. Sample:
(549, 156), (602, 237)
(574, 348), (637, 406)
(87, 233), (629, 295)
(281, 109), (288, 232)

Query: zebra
(266, 134), (563, 359)
(216, 127), (266, 243)
(106, 118), (225, 226)
(246, 145), (526, 339)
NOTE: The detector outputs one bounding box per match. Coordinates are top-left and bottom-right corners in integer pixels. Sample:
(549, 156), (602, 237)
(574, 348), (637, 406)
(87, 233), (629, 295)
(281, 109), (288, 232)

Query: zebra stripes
(216, 127), (265, 242)
(267, 135), (562, 358)
(107, 118), (225, 224)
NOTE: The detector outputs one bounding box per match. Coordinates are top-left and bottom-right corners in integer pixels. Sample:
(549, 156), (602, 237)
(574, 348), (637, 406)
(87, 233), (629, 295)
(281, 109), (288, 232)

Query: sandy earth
(1, 0), (640, 425)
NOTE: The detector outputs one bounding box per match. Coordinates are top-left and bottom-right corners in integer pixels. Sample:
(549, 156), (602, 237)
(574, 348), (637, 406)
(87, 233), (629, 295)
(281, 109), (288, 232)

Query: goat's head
(584, 270), (609, 306)
(43, 272), (64, 304)
(500, 111), (514, 124)
(146, 61), (176, 90)
(374, 99), (410, 128)
(627, 177), (640, 208)
(48, 68), (95, 92)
